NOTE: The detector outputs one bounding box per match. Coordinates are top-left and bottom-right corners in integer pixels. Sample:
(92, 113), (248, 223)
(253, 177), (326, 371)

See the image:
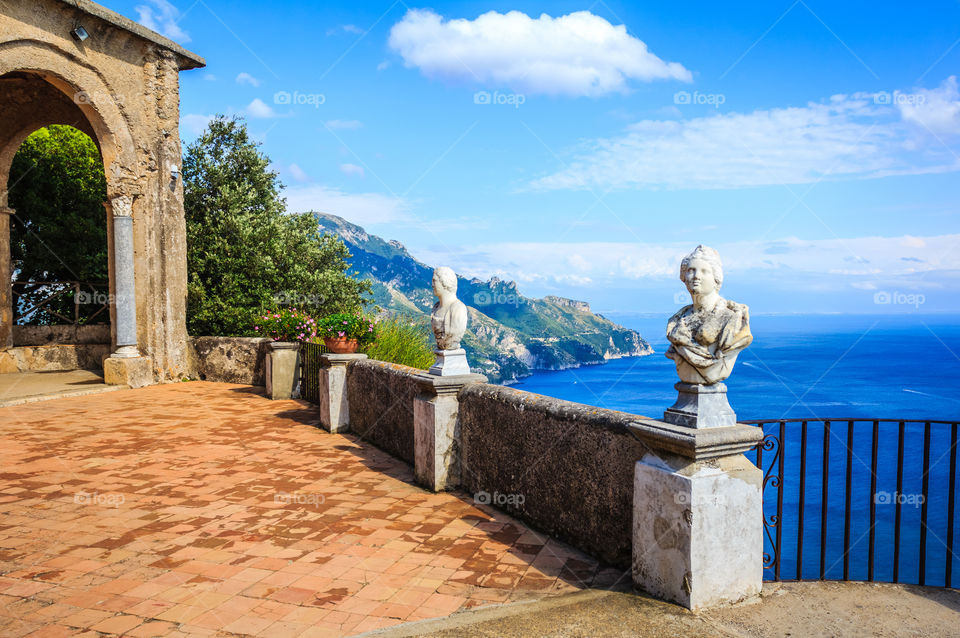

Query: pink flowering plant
(317, 313), (377, 346)
(253, 308), (318, 342)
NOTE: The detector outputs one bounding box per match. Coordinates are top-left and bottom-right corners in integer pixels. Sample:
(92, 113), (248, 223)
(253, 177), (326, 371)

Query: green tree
(7, 125), (108, 324)
(184, 115), (371, 336)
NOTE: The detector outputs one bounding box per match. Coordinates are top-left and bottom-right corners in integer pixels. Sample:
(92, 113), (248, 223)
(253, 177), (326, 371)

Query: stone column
(628, 418), (764, 611)
(109, 196), (137, 358)
(101, 196), (152, 387)
(0, 206), (13, 351)
(413, 372), (487, 492)
(316, 353), (367, 431)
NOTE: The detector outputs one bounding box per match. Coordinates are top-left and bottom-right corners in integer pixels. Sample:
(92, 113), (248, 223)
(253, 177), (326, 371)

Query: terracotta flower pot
(324, 337), (360, 354)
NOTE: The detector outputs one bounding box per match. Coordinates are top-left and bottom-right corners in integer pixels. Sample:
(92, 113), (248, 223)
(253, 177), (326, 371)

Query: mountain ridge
(314, 213), (653, 382)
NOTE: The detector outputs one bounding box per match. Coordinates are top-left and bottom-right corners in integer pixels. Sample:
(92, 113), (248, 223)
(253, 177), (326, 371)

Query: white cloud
(567, 254), (591, 271)
(388, 9), (691, 97)
(419, 234), (960, 292)
(180, 113), (213, 136)
(901, 236), (927, 248)
(284, 185), (410, 225)
(555, 274), (594, 286)
(245, 98), (277, 118)
(203, 73), (216, 82)
(325, 120), (363, 130)
(236, 72), (261, 87)
(135, 0), (190, 43)
(897, 76), (960, 136)
(288, 164), (310, 183)
(327, 24), (365, 36)
(532, 79), (960, 191)
(340, 163), (365, 177)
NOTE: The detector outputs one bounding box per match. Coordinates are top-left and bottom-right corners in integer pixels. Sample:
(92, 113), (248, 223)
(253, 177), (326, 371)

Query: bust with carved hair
(665, 245), (752, 385)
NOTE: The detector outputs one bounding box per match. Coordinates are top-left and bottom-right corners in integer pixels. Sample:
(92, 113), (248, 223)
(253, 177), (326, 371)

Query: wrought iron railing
(299, 341), (328, 404)
(12, 281), (110, 325)
(745, 418), (959, 587)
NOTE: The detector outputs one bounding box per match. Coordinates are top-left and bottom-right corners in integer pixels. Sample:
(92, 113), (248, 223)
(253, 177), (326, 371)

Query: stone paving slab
(0, 370), (123, 407)
(0, 382), (626, 637)
(362, 582), (960, 638)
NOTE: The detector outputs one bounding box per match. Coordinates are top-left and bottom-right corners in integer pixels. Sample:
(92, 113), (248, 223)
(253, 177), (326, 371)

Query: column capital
(105, 195), (134, 217)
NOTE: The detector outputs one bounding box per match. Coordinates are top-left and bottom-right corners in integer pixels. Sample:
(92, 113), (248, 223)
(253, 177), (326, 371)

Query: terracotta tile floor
(0, 382), (625, 637)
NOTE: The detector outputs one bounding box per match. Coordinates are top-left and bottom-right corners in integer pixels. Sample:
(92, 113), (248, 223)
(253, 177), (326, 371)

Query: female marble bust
(665, 246), (752, 385)
(431, 266), (468, 351)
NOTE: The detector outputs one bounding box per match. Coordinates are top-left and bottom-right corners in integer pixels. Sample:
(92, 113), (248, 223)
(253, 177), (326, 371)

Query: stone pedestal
(664, 382), (737, 429)
(414, 373), (487, 491)
(428, 348), (471, 376)
(317, 353), (367, 432)
(628, 418), (763, 611)
(102, 355), (153, 388)
(265, 342), (300, 400)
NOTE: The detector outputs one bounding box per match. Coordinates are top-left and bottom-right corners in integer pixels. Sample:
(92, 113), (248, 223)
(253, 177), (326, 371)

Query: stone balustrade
(303, 352), (763, 611)
(184, 335), (763, 611)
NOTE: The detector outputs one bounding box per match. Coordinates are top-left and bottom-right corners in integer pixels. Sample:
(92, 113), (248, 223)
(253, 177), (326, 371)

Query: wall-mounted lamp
(71, 26), (89, 41)
(170, 166), (180, 182)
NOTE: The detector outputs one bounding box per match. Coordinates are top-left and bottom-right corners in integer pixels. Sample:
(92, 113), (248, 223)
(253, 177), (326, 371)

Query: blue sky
(103, 0), (960, 314)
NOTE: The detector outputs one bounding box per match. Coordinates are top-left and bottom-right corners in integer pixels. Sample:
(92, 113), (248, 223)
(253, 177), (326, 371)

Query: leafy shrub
(254, 308), (318, 342)
(184, 116), (371, 336)
(362, 315), (435, 370)
(9, 125), (108, 325)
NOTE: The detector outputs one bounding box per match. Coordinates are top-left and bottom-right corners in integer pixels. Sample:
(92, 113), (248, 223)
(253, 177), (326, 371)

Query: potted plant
(254, 307), (318, 344)
(253, 308), (318, 399)
(317, 313), (377, 354)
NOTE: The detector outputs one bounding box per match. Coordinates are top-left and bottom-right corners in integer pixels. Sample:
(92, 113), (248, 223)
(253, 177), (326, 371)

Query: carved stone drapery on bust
(665, 245), (752, 385)
(430, 266), (468, 351)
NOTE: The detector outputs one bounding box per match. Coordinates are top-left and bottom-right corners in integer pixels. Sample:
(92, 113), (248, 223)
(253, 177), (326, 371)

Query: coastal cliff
(314, 213), (653, 382)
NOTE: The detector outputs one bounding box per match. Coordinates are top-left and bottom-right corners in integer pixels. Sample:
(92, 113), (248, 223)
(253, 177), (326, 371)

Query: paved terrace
(0, 382), (622, 637)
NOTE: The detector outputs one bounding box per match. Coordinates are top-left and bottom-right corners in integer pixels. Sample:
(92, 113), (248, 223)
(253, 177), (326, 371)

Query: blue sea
(513, 314), (960, 585)
(512, 313), (960, 422)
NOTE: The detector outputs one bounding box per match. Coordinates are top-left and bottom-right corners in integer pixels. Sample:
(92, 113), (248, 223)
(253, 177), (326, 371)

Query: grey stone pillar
(317, 353), (367, 431)
(0, 206), (13, 351)
(413, 372), (487, 492)
(109, 196), (138, 358)
(628, 418), (764, 611)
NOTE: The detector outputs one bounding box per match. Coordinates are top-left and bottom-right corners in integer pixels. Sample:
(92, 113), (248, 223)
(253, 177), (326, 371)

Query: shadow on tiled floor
(0, 381), (626, 637)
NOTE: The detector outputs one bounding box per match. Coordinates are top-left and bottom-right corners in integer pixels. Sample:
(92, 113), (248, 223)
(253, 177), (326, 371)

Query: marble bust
(430, 266), (468, 351)
(665, 245), (752, 385)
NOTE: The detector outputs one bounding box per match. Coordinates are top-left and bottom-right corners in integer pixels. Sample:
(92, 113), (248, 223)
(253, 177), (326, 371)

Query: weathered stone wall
(458, 384), (649, 568)
(13, 325), (110, 346)
(0, 0), (204, 381)
(311, 359), (650, 568)
(187, 337), (270, 385)
(0, 344), (111, 373)
(345, 360), (422, 464)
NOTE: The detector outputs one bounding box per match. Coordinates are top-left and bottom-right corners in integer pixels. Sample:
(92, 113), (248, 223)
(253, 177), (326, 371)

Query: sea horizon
(511, 312), (960, 423)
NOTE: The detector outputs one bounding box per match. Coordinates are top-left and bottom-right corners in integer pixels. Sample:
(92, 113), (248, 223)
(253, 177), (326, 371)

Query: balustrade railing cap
(628, 418), (763, 460)
(319, 353), (368, 365)
(414, 372), (488, 394)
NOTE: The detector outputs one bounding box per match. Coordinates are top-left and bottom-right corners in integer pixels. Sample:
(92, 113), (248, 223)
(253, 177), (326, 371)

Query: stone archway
(0, 0), (204, 386)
